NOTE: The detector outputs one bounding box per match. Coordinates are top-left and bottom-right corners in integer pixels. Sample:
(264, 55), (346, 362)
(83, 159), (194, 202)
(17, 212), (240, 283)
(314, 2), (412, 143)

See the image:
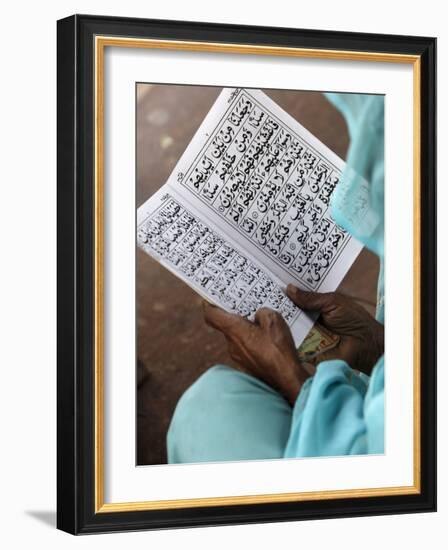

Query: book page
(137, 88), (363, 345)
(169, 88), (363, 292)
(137, 187), (313, 345)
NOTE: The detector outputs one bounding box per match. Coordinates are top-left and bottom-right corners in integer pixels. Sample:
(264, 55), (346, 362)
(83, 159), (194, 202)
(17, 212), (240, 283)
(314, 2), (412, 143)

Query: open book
(137, 88), (363, 346)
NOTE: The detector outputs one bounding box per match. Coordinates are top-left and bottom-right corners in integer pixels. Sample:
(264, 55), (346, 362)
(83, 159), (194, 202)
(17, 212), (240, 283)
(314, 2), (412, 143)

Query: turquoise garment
(167, 93), (385, 463)
(168, 365), (293, 463)
(284, 358), (384, 458)
(326, 92), (385, 320)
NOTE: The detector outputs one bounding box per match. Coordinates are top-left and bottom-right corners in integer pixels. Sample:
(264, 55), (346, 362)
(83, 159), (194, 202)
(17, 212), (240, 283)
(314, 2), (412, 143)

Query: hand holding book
(137, 88), (363, 346)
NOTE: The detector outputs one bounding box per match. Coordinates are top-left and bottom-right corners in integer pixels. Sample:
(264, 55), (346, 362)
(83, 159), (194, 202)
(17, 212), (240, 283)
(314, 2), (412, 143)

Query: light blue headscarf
(327, 93), (385, 321)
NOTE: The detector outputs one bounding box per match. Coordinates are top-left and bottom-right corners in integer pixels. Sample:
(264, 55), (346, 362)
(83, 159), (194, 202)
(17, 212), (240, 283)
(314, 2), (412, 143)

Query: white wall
(0, 0), (444, 547)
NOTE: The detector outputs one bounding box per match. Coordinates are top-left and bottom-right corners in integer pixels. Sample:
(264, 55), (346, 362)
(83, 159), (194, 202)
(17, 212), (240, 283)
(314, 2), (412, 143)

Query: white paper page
(137, 87), (363, 346)
(167, 88), (363, 292)
(137, 186), (313, 345)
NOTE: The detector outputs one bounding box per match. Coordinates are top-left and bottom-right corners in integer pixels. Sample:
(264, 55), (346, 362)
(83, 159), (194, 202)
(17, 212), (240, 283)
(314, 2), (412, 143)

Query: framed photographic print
(57, 14), (436, 534)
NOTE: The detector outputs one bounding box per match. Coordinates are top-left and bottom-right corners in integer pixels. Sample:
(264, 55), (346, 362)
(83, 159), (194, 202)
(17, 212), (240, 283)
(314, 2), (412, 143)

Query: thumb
(202, 301), (250, 334)
(286, 284), (336, 312)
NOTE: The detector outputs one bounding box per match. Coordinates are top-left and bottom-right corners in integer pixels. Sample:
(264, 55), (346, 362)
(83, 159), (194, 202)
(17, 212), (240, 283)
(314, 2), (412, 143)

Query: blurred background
(136, 84), (379, 465)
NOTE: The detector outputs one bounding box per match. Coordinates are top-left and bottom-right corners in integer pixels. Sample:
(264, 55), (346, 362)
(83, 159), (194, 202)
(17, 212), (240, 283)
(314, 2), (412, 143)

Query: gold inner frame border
(94, 35), (421, 513)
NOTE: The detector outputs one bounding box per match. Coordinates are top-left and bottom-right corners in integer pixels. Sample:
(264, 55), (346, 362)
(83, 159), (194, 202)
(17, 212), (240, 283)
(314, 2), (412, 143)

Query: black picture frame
(57, 14), (436, 534)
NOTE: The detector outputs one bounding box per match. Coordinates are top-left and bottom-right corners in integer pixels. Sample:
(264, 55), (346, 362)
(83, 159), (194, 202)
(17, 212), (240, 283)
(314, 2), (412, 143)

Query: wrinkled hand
(287, 285), (384, 375)
(203, 302), (308, 405)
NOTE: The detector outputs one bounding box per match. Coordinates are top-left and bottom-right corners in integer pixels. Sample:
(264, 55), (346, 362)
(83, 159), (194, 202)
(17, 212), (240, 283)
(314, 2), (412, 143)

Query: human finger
(286, 285), (337, 312)
(203, 301), (251, 335)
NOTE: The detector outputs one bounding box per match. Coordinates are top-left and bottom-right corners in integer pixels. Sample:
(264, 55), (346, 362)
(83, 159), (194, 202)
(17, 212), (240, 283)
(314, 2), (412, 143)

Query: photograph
(56, 14), (436, 533)
(136, 84), (384, 466)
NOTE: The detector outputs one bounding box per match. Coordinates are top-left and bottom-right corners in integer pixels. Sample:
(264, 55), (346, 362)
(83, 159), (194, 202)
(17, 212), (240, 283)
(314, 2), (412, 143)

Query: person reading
(166, 92), (385, 462)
